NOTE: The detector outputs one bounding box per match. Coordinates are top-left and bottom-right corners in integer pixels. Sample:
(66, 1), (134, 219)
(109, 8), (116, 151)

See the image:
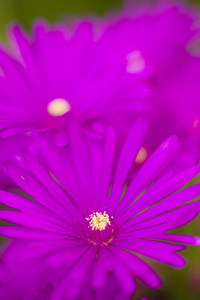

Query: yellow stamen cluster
(86, 211), (111, 231)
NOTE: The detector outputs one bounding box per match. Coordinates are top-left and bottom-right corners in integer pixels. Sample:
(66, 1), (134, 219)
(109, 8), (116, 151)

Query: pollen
(47, 98), (71, 117)
(86, 211), (112, 231)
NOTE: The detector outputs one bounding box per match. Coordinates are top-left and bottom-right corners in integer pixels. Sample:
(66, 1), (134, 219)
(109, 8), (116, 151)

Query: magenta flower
(0, 120), (200, 299)
(0, 240), (132, 300)
(0, 21), (146, 146)
(100, 1), (200, 170)
(0, 18), (147, 189)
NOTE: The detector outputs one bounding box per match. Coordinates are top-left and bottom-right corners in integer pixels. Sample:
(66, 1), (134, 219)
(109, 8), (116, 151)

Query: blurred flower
(99, 0), (200, 170)
(0, 20), (146, 146)
(187, 263), (200, 291)
(0, 17), (148, 189)
(0, 120), (200, 299)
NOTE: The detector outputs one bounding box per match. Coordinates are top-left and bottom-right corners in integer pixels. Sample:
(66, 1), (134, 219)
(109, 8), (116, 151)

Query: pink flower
(0, 21), (146, 146)
(0, 120), (200, 299)
(99, 1), (200, 170)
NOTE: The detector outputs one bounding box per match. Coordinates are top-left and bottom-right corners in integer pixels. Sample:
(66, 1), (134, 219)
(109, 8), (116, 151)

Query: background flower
(0, 16), (148, 189)
(0, 20), (147, 144)
(98, 0), (200, 171)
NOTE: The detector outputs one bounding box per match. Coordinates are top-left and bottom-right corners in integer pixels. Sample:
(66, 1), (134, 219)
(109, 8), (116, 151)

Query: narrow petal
(5, 160), (77, 222)
(101, 126), (116, 202)
(113, 247), (162, 289)
(114, 239), (186, 268)
(0, 210), (69, 235)
(110, 119), (148, 211)
(0, 225), (65, 240)
(128, 184), (200, 226)
(121, 136), (180, 210)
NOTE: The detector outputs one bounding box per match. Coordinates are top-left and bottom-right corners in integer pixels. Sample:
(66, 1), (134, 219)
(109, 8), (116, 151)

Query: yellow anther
(86, 211), (112, 231)
(135, 147), (148, 163)
(47, 98), (71, 117)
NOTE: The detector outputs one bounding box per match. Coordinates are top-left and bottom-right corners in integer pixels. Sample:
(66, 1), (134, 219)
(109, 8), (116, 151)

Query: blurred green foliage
(0, 0), (200, 300)
(0, 0), (122, 41)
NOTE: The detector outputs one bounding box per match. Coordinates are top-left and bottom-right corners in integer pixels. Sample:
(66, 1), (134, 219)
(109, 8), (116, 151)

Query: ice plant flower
(0, 17), (147, 189)
(0, 120), (200, 299)
(0, 240), (133, 300)
(0, 20), (147, 146)
(99, 1), (200, 170)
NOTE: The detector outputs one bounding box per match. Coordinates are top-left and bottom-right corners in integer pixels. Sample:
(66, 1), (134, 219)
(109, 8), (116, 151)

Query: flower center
(47, 98), (71, 117)
(85, 211), (115, 246)
(86, 211), (111, 231)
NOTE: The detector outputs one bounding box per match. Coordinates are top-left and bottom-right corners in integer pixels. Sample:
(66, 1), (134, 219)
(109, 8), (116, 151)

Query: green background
(0, 0), (200, 299)
(0, 0), (123, 41)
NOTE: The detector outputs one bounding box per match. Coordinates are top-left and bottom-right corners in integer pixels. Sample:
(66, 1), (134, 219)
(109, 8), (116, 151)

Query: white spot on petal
(126, 50), (145, 73)
(193, 117), (200, 129)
